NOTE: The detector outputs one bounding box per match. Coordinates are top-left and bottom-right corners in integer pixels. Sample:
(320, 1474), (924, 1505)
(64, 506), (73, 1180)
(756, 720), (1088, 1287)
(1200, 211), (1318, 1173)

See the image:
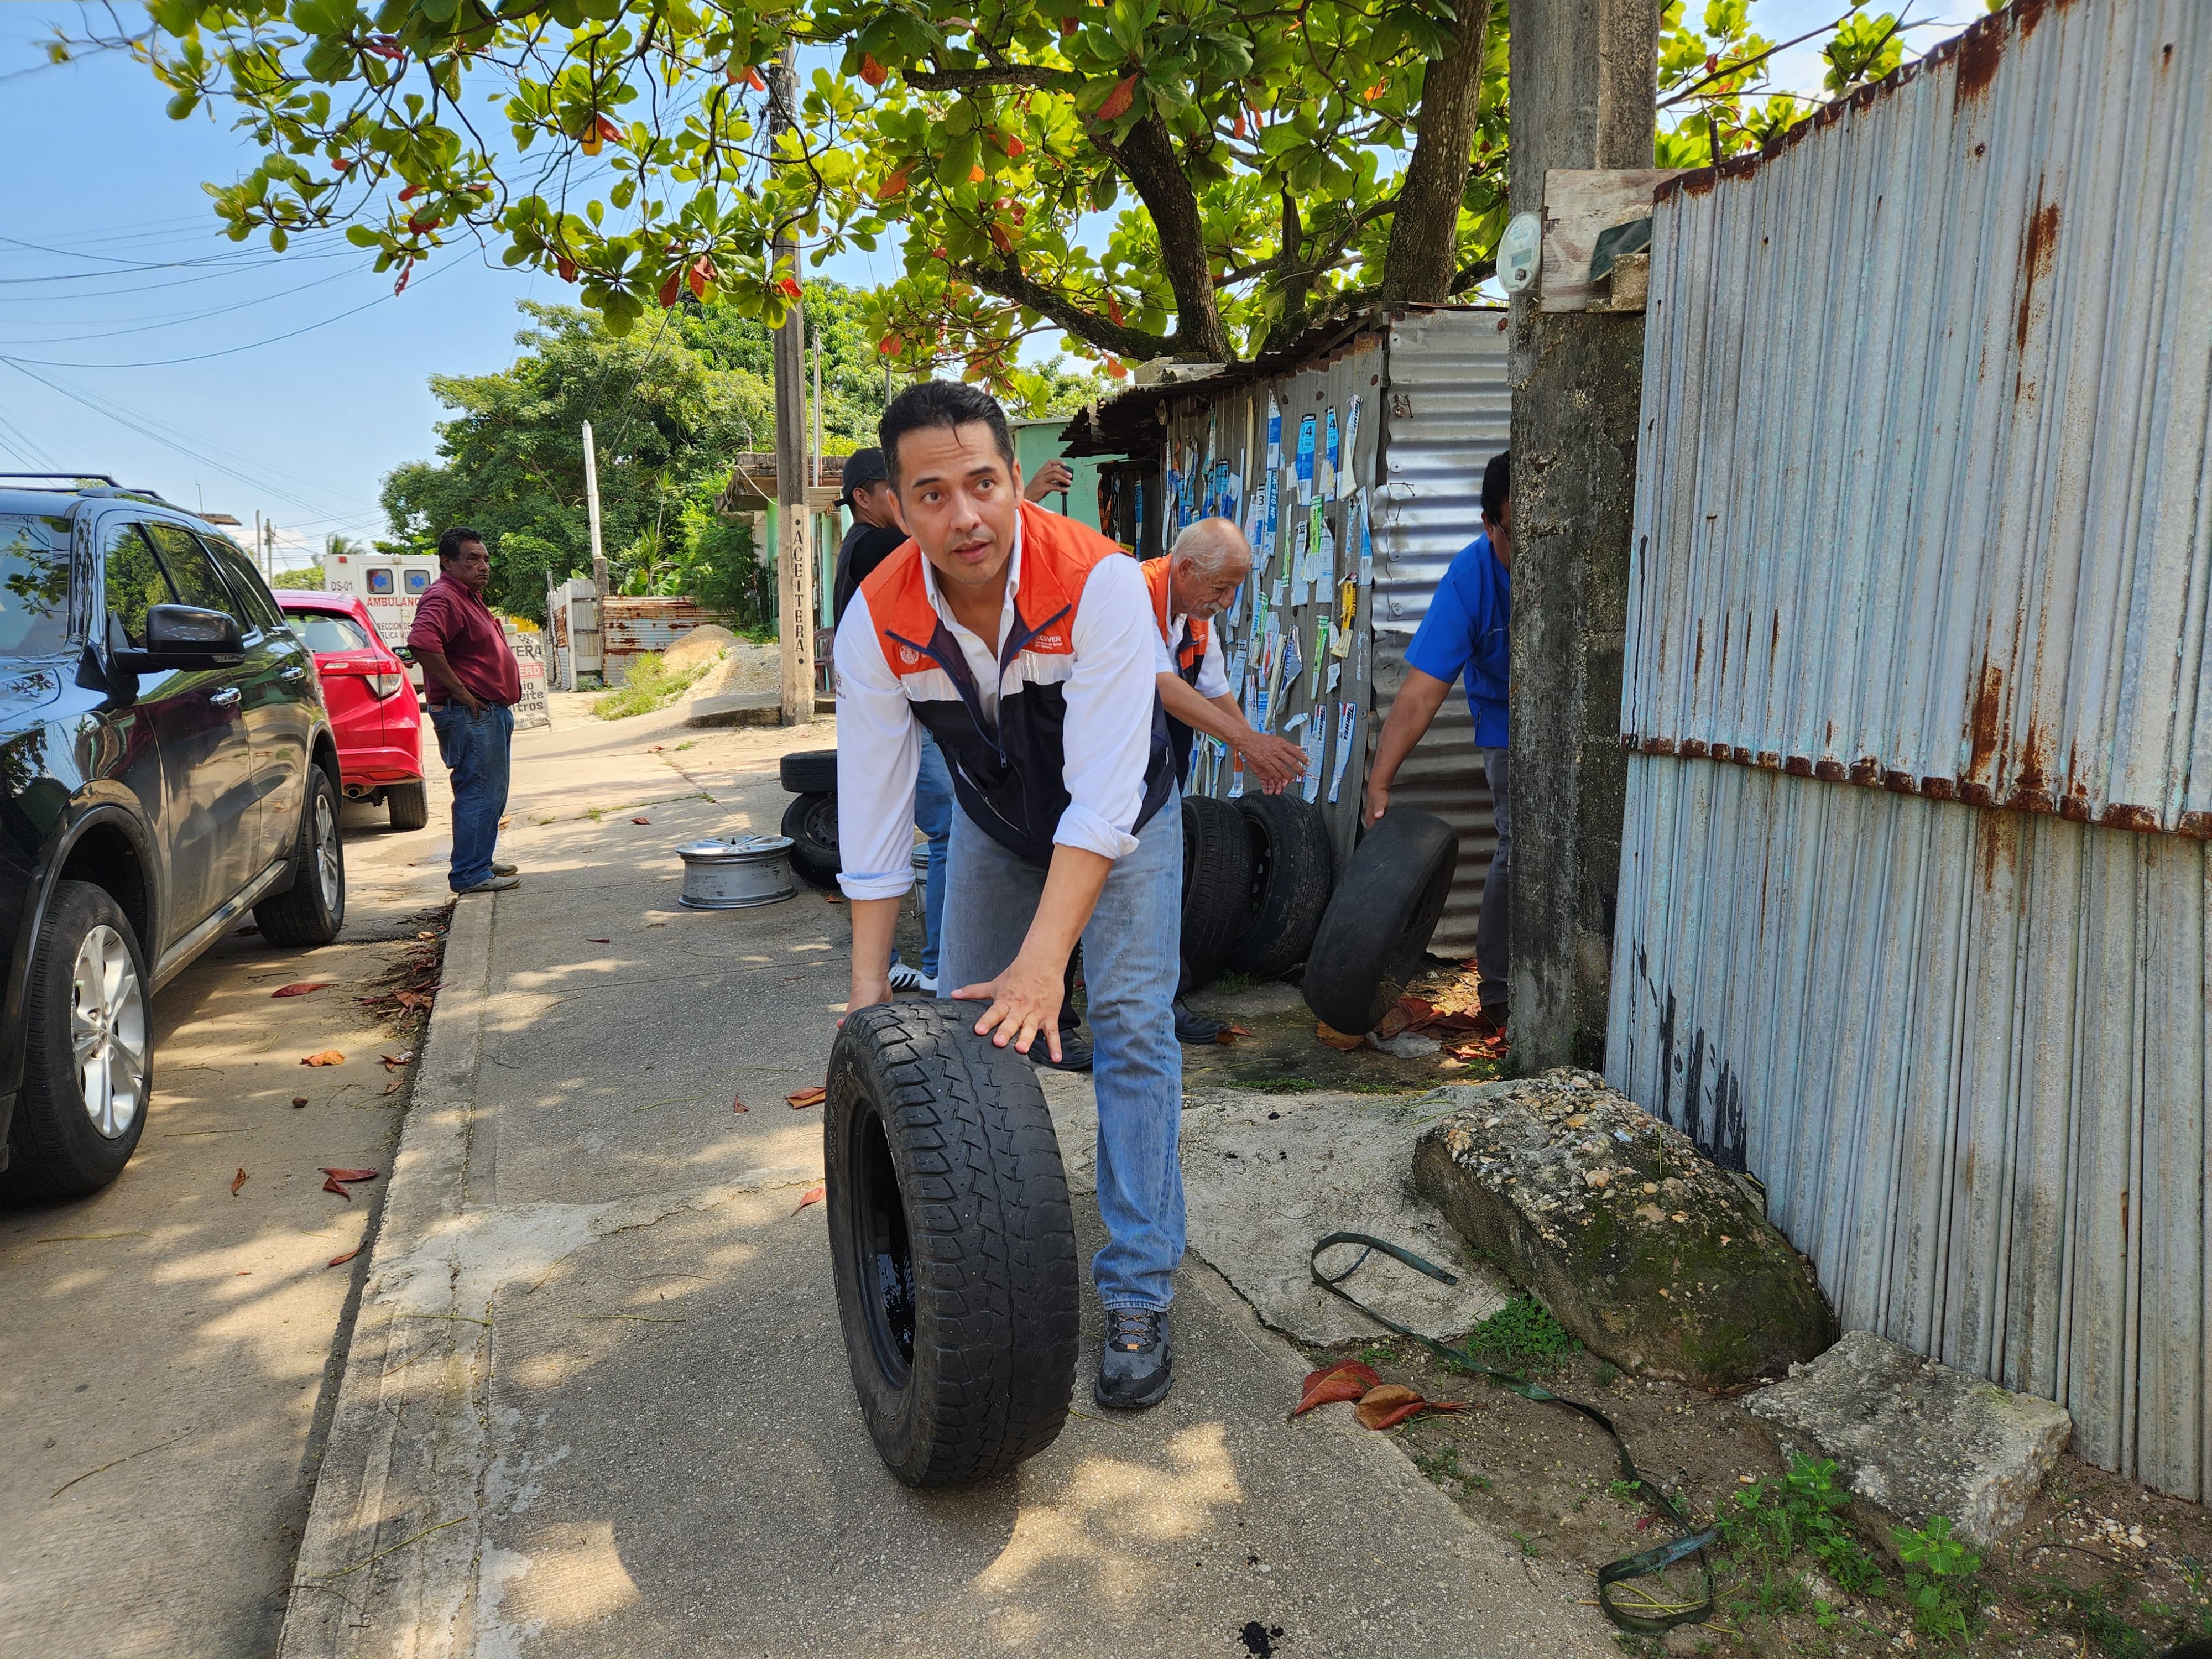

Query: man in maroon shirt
(409, 528), (524, 893)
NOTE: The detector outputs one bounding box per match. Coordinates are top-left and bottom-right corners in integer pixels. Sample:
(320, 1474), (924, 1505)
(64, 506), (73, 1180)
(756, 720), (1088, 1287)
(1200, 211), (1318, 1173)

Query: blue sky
(0, 2), (1976, 571)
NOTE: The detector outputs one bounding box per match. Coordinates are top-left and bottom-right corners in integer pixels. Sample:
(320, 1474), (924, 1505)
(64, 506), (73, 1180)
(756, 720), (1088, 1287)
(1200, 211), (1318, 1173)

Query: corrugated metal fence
(1610, 0), (2211, 1500)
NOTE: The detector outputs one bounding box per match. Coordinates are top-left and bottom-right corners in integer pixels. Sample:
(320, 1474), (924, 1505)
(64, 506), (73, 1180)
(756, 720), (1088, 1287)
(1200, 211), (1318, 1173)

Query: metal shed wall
(1610, 0), (2212, 1499)
(1150, 309), (1511, 956)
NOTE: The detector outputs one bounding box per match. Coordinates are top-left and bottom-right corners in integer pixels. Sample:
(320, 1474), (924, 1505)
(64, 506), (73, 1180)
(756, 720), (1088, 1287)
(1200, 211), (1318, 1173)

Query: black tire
(1302, 808), (1460, 1036)
(385, 780), (430, 832)
(825, 1001), (1080, 1486)
(1225, 793), (1335, 978)
(255, 765), (347, 947)
(2, 881), (152, 1199)
(782, 792), (841, 888)
(780, 748), (839, 795)
(1180, 794), (1257, 989)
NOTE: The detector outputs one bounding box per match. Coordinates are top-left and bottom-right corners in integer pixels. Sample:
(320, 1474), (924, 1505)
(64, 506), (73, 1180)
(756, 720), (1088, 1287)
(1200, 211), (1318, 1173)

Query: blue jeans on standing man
(428, 702), (514, 891)
(912, 730), (953, 980)
(937, 791), (1185, 1312)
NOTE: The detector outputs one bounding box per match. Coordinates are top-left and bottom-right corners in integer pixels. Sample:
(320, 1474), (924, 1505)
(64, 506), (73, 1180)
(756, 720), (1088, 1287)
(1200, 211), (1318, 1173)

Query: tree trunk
(1108, 111), (1234, 362)
(1379, 0), (1497, 305)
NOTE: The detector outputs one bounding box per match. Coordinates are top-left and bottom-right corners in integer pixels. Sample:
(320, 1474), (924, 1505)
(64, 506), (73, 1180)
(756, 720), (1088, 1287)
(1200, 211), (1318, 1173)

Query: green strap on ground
(1308, 1231), (1718, 1635)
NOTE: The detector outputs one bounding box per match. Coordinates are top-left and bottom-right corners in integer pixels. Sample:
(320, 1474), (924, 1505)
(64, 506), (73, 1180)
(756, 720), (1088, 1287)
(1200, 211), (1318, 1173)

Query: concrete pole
(1506, 0), (1659, 1071)
(582, 420), (608, 595)
(770, 40), (815, 727)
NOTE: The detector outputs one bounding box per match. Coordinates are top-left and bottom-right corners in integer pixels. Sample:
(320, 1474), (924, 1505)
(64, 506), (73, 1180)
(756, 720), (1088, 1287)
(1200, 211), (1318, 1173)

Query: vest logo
(1030, 632), (1065, 651)
(898, 644), (922, 667)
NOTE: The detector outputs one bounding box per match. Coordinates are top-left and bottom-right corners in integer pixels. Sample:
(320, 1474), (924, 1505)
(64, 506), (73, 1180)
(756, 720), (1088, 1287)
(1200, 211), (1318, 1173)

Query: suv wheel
(255, 766), (346, 946)
(3, 881), (152, 1199)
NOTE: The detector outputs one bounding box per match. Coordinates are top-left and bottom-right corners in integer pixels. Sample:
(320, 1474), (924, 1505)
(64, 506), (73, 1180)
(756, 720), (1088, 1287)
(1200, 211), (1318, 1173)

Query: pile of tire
(778, 749), (841, 889)
(1177, 792), (1337, 989)
(1300, 808), (1461, 1036)
(825, 1000), (1080, 1485)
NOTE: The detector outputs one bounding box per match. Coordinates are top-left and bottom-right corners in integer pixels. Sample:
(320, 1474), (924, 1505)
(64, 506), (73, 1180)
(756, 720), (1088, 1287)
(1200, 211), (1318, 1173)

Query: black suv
(0, 477), (345, 1199)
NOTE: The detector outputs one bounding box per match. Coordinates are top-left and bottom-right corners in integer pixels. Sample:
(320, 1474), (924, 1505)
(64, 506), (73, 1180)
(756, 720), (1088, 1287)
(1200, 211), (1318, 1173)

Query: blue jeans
(938, 794), (1185, 1312)
(428, 703), (513, 891)
(912, 731), (953, 980)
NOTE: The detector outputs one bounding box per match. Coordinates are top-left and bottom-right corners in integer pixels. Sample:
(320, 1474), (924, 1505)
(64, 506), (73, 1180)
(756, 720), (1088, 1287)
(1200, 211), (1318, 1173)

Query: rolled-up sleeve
(1055, 554), (1154, 860)
(832, 594), (921, 900)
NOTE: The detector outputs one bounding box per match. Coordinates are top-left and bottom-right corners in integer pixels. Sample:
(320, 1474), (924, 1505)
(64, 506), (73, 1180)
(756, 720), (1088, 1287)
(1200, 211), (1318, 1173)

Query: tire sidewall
(295, 769), (347, 935)
(11, 882), (151, 1196)
(823, 1042), (926, 1465)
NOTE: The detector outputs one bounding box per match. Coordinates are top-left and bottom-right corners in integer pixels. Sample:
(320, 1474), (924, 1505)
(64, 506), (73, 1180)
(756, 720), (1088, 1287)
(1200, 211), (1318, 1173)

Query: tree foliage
(103, 0), (1931, 373)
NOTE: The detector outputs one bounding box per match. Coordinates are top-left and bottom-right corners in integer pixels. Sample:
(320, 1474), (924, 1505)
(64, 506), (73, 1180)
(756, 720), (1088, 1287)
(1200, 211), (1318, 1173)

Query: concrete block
(1412, 1068), (1835, 1387)
(1744, 1329), (2072, 1551)
(686, 691), (784, 727)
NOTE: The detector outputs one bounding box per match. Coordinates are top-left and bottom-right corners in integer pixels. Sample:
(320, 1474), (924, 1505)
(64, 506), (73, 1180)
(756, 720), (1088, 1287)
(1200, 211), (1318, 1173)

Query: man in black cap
(831, 447), (906, 629)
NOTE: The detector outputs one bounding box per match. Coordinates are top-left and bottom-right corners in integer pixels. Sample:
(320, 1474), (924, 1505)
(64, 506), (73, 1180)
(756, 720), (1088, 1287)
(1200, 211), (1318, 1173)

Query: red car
(277, 590), (429, 831)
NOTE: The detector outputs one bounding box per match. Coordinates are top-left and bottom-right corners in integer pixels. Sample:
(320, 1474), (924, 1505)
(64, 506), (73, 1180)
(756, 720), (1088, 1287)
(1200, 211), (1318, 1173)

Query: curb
(277, 892), (497, 1658)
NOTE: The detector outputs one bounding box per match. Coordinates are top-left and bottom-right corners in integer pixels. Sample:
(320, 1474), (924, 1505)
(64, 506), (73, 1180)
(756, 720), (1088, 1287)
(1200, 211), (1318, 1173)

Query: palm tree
(325, 533), (362, 558)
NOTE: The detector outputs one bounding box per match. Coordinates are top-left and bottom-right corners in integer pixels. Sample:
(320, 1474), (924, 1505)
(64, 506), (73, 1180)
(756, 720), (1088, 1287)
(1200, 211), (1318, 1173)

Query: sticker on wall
(1301, 713), (1327, 804)
(1295, 414), (1316, 503)
(1322, 406), (1339, 501)
(1336, 580), (1357, 651)
(1310, 614), (1329, 698)
(1266, 396), (1281, 471)
(1342, 395), (1363, 489)
(1328, 703), (1359, 804)
(1355, 492), (1374, 587)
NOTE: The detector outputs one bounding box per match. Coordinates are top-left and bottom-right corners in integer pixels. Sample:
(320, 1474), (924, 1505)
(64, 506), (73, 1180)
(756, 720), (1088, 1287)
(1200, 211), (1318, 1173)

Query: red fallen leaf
(1212, 1024), (1252, 1046)
(631, 816), (653, 826)
(732, 1095), (749, 1113)
(301, 1050), (345, 1067)
(1355, 1383), (1469, 1432)
(1291, 1360), (1380, 1417)
(745, 65), (767, 91)
(379, 1052), (411, 1067)
(794, 1183), (825, 1213)
(1097, 73), (1138, 122)
(272, 982), (330, 998)
(859, 51), (887, 86)
(320, 1167), (379, 1183)
(586, 938), (611, 944)
(822, 893), (846, 904)
(323, 1175), (351, 1198)
(231, 1167), (249, 1197)
(291, 1096), (309, 1108)
(393, 989), (435, 1010)
(786, 1086), (827, 1110)
(329, 1248), (360, 1267)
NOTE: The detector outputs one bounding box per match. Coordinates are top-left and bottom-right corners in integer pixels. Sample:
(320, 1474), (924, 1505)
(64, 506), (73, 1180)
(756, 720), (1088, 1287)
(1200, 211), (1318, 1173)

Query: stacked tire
(780, 749), (841, 889)
(1175, 791), (1336, 990)
(1301, 808), (1460, 1036)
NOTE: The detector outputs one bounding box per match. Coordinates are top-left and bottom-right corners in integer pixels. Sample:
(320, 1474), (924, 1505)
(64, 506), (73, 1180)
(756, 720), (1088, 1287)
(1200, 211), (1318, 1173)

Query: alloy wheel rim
(314, 793), (341, 909)
(71, 925), (147, 1139)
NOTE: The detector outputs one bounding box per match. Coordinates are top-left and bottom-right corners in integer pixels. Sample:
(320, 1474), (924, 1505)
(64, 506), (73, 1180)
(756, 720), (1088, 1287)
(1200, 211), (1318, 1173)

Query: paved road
(280, 697), (1615, 1658)
(0, 771), (454, 1657)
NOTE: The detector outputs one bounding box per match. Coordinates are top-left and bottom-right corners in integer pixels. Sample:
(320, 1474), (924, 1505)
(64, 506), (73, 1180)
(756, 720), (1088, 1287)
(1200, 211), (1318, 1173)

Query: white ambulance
(319, 551), (442, 653)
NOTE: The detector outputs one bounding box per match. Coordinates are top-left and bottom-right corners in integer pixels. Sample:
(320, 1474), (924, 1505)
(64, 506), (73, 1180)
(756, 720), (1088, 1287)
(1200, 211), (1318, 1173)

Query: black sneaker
(1095, 1307), (1173, 1410)
(1031, 1027), (1093, 1072)
(1172, 999), (1227, 1044)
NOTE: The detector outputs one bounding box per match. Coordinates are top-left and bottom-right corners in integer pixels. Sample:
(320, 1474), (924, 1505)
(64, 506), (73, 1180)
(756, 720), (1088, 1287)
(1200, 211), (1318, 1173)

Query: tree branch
(1093, 110), (1233, 361)
(955, 258), (1171, 360)
(902, 62), (1081, 93)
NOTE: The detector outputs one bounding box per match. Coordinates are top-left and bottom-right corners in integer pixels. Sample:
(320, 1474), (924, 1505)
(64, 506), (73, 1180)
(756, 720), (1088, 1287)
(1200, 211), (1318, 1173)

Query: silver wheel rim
(72, 925), (147, 1139)
(314, 792), (341, 910)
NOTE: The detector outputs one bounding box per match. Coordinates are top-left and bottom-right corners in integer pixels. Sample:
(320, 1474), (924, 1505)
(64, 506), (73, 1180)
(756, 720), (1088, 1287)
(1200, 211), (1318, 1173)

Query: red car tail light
(366, 671), (405, 699)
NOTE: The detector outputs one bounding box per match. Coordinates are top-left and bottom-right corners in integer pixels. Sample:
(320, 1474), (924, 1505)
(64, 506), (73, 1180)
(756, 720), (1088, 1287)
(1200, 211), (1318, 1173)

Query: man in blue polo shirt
(1363, 450), (1511, 1030)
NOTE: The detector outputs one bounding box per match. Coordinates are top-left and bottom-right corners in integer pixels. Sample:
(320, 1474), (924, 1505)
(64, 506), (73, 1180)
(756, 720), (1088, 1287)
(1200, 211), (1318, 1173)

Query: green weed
(592, 651), (711, 719)
(1463, 1295), (1580, 1367)
(1209, 969), (1254, 995)
(2021, 1573), (2158, 1658)
(1710, 1455), (1887, 1625)
(1893, 1515), (1981, 1648)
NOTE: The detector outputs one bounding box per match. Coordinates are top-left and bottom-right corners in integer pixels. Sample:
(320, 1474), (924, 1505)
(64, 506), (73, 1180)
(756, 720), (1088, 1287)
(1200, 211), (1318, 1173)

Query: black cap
(837, 447), (888, 507)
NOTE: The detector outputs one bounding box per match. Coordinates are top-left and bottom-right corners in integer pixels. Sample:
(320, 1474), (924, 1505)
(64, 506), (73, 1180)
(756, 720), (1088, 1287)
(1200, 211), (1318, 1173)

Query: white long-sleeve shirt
(1153, 608), (1232, 698)
(832, 521), (1160, 901)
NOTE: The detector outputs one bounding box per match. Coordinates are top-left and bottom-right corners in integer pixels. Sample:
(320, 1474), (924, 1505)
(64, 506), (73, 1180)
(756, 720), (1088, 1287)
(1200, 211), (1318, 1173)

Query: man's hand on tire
(1240, 732), (1308, 795)
(956, 950), (1069, 1063)
(1362, 777), (1389, 827)
(845, 973), (893, 1022)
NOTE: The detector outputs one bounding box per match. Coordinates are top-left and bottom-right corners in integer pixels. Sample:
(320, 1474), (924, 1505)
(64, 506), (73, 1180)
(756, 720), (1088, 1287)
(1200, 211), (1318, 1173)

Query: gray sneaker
(1095, 1307), (1172, 1410)
(491, 859), (519, 877)
(458, 873), (520, 893)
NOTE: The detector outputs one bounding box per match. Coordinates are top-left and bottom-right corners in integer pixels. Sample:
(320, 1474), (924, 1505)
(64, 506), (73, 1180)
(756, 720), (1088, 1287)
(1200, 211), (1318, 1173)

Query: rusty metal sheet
(1610, 752), (2209, 1501)
(1626, 0), (2212, 837)
(601, 597), (734, 685)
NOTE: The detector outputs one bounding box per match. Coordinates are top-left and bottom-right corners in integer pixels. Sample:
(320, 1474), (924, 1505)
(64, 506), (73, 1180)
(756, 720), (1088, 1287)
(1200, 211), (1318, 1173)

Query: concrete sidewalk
(281, 700), (1613, 1657)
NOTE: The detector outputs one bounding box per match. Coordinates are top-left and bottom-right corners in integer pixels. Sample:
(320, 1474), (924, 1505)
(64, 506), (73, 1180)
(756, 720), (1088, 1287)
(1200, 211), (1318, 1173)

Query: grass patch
(593, 650), (712, 719)
(1208, 969), (1255, 995)
(1462, 1295), (1581, 1367)
(1223, 1075), (1320, 1092)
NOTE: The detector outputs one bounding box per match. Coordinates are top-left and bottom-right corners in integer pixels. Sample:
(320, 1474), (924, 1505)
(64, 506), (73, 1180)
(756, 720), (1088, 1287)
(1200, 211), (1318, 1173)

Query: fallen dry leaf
(1354, 1383), (1468, 1432)
(822, 893), (846, 904)
(271, 982), (331, 998)
(732, 1096), (749, 1113)
(1291, 1359), (1380, 1418)
(586, 937), (611, 944)
(329, 1248), (360, 1268)
(301, 1050), (345, 1067)
(418, 930), (437, 940)
(393, 989), (435, 1010)
(786, 1085), (827, 1110)
(230, 1167), (248, 1197)
(234, 924), (259, 936)
(383, 1081), (403, 1095)
(320, 1167), (379, 1183)
(632, 817), (651, 825)
(1314, 1021), (1365, 1052)
(1212, 1024), (1253, 1046)
(794, 1183), (826, 1213)
(322, 1175), (350, 1198)
(291, 1096), (309, 1108)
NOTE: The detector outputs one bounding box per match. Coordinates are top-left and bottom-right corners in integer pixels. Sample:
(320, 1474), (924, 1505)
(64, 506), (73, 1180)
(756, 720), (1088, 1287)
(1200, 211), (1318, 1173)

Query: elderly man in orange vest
(1141, 517), (1308, 1041)
(834, 381), (1187, 1411)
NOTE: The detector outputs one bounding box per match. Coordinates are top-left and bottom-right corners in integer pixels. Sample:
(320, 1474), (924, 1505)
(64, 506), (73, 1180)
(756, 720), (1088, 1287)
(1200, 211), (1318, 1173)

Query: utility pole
(769, 39), (815, 727)
(582, 420), (608, 594)
(1506, 0), (1660, 1071)
(811, 324), (824, 487)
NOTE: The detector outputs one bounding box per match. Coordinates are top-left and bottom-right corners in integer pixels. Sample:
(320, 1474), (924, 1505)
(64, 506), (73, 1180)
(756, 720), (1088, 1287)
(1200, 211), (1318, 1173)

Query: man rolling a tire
(1142, 517), (1307, 1042)
(834, 381), (1186, 1411)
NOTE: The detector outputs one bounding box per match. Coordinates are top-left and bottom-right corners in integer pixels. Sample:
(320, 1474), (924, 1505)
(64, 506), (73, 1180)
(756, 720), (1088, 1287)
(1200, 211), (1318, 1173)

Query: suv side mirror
(114, 604), (246, 674)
